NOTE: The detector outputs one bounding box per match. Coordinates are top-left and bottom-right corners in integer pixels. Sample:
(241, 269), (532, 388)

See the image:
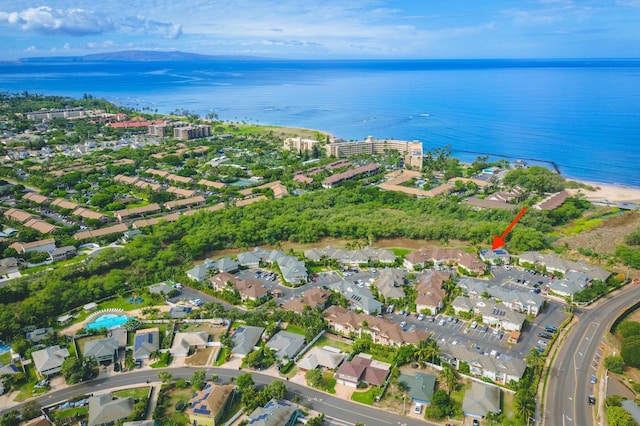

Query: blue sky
(1, 0), (639, 60)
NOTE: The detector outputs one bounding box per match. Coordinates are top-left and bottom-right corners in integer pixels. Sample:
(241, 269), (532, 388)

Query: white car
(537, 339), (548, 347)
(400, 321), (407, 328)
(471, 321), (478, 329)
(414, 403), (423, 414)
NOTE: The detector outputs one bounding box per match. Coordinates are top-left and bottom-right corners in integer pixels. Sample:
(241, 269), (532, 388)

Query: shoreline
(567, 179), (640, 203)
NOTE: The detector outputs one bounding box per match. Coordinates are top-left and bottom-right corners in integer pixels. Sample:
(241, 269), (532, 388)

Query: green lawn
(50, 406), (89, 423)
(14, 364), (47, 402)
(285, 324), (306, 336)
(322, 372), (337, 394)
(351, 387), (380, 405)
(390, 248), (412, 257)
(214, 347), (230, 366)
(113, 387), (151, 400)
(150, 353), (173, 368)
(311, 334), (353, 354)
(159, 386), (193, 425)
(0, 352), (11, 365)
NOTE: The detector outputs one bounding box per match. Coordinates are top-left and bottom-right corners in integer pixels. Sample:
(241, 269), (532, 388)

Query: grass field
(351, 386), (379, 405)
(311, 334), (353, 354)
(113, 387), (151, 400)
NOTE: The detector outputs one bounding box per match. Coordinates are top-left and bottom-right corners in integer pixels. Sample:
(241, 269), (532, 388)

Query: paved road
(545, 284), (640, 426)
(6, 367), (439, 426)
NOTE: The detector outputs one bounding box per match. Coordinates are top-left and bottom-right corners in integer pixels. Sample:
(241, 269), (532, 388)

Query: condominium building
(173, 124), (211, 140)
(325, 136), (424, 169)
(283, 137), (319, 153)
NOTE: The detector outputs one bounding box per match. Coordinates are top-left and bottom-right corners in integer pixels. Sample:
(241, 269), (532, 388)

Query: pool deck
(60, 306), (172, 335)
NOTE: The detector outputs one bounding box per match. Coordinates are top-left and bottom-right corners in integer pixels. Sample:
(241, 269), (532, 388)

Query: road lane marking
(321, 402), (392, 424)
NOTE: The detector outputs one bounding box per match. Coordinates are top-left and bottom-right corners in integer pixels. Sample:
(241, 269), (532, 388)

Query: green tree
(605, 356), (624, 374)
(622, 335), (640, 367)
(439, 363), (459, 395)
(21, 401), (42, 421)
(265, 379), (287, 400)
(157, 371), (173, 384)
(236, 372), (255, 391)
(0, 410), (20, 426)
(305, 368), (323, 388)
(525, 348), (545, 371)
(606, 405), (638, 426)
(514, 389), (536, 424)
(618, 321), (640, 338)
(191, 370), (206, 390)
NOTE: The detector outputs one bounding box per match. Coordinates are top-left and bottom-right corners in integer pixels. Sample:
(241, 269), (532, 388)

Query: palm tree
(439, 363), (459, 395)
(525, 348), (545, 371)
(425, 339), (441, 365)
(514, 390), (536, 423)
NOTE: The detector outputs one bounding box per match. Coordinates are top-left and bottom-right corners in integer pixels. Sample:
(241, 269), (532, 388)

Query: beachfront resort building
(325, 136), (424, 169)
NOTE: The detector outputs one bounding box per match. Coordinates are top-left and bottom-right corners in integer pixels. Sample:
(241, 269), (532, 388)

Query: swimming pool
(0, 344), (10, 354)
(86, 314), (131, 331)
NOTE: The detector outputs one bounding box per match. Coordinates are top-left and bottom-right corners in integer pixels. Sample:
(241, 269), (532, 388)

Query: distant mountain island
(19, 50), (275, 62)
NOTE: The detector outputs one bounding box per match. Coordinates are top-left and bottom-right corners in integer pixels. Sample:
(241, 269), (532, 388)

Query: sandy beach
(568, 180), (640, 203)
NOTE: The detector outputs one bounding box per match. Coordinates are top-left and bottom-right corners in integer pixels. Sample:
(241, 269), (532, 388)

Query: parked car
(400, 321), (407, 328)
(591, 375), (597, 384)
(417, 313), (425, 321)
(471, 321), (478, 329)
(473, 420), (480, 426)
(538, 332), (553, 339)
(537, 339), (548, 347)
(535, 346), (545, 354)
(480, 326), (488, 333)
(545, 325), (557, 333)
(588, 395), (596, 405)
(439, 319), (446, 326)
(414, 403), (423, 414)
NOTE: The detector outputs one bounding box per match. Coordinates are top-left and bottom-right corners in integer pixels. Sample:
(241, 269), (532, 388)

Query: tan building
(4, 208), (35, 223)
(174, 124), (211, 140)
(74, 223), (129, 240)
(9, 238), (56, 254)
(325, 136), (424, 169)
(114, 204), (161, 222)
(283, 137), (319, 153)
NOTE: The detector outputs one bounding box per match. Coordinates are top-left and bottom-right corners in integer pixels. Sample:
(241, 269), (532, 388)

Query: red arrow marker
(492, 207), (527, 250)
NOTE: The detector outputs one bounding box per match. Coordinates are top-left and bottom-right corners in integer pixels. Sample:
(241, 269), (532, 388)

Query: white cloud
(0, 6), (114, 36)
(0, 5), (182, 39)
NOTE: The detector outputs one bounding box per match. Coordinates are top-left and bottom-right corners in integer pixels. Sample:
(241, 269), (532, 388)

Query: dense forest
(0, 185), (590, 339)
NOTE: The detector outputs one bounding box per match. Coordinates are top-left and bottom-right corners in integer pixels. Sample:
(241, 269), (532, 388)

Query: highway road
(545, 284), (640, 426)
(4, 367), (438, 426)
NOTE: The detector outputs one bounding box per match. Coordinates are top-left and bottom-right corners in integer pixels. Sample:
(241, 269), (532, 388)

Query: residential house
(334, 353), (390, 388)
(265, 331), (305, 360)
(32, 345), (70, 377)
(0, 363), (20, 394)
(170, 332), (210, 357)
(72, 207), (108, 223)
(114, 204), (161, 222)
(322, 306), (429, 347)
(24, 219), (59, 234)
(304, 245), (396, 266)
(297, 346), (345, 371)
(133, 328), (159, 361)
(451, 296), (525, 331)
(26, 327), (54, 343)
(209, 272), (237, 291)
(186, 383), (235, 426)
(84, 337), (119, 364)
(457, 278), (543, 316)
(533, 190), (570, 210)
(9, 238), (56, 254)
(186, 263), (211, 282)
(235, 279), (269, 302)
(73, 224), (129, 241)
(281, 287), (331, 314)
(440, 342), (526, 383)
(3, 208), (35, 223)
(237, 251), (261, 268)
(397, 372), (436, 405)
(231, 326), (264, 358)
(247, 399), (300, 426)
(462, 382), (501, 419)
(517, 251), (610, 282)
(48, 246), (77, 262)
(278, 257), (308, 284)
(329, 280), (383, 315)
(374, 268), (407, 300)
(479, 249), (511, 265)
(403, 247), (485, 274)
(88, 393), (135, 426)
(415, 270), (449, 314)
(214, 257), (239, 274)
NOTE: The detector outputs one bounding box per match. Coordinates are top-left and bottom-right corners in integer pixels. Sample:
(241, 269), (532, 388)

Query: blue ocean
(1, 59), (639, 186)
